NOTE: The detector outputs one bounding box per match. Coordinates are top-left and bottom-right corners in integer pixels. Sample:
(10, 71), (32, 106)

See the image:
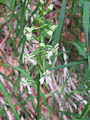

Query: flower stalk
(37, 72), (40, 120)
(23, 1), (58, 119)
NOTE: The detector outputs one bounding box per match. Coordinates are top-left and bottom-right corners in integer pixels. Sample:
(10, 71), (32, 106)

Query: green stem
(37, 74), (40, 120)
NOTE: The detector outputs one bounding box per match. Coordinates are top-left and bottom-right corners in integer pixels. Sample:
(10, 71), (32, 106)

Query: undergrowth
(0, 0), (90, 120)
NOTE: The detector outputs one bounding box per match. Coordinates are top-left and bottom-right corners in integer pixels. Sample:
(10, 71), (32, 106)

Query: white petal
(26, 33), (32, 41)
(30, 58), (37, 65)
(47, 51), (53, 59)
(39, 0), (44, 4)
(39, 77), (44, 85)
(54, 43), (59, 49)
(21, 78), (27, 86)
(24, 27), (33, 33)
(27, 85), (32, 94)
(43, 70), (51, 76)
(47, 30), (53, 37)
(46, 76), (52, 84)
(48, 4), (53, 11)
(48, 59), (52, 65)
(52, 43), (59, 53)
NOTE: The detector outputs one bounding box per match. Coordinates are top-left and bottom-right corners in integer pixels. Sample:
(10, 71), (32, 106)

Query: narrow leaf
(53, 0), (67, 45)
(0, 82), (20, 120)
(80, 101), (90, 119)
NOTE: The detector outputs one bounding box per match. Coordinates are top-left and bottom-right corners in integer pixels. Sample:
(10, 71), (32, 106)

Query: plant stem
(37, 74), (40, 120)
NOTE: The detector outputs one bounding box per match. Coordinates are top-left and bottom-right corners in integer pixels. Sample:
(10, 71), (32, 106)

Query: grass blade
(0, 72), (13, 84)
(3, 64), (33, 82)
(50, 59), (87, 71)
(79, 0), (84, 6)
(83, 1), (89, 52)
(80, 101), (90, 119)
(83, 1), (90, 69)
(53, 0), (67, 45)
(19, 36), (26, 68)
(0, 82), (20, 120)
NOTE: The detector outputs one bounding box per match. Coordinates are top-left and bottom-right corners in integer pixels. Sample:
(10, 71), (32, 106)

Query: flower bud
(39, 0), (44, 4)
(39, 43), (45, 48)
(33, 14), (39, 21)
(47, 30), (53, 37)
(48, 4), (53, 11)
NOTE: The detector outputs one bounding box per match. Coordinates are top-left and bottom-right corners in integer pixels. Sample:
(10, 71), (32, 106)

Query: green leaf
(4, 64), (33, 82)
(83, 1), (89, 51)
(71, 41), (86, 57)
(80, 101), (90, 119)
(83, 1), (90, 69)
(0, 82), (20, 120)
(0, 72), (13, 84)
(49, 59), (87, 71)
(53, 0), (67, 45)
(0, 0), (5, 3)
(79, 0), (85, 6)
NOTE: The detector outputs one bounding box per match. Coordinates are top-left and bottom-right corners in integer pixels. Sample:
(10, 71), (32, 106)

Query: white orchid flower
(24, 54), (37, 65)
(39, 70), (51, 85)
(48, 4), (53, 11)
(29, 58), (37, 65)
(52, 43), (59, 53)
(26, 33), (32, 41)
(46, 51), (52, 64)
(21, 78), (32, 94)
(21, 78), (27, 86)
(46, 44), (59, 64)
(27, 85), (32, 94)
(24, 27), (33, 33)
(39, 77), (44, 85)
(24, 26), (38, 41)
(47, 51), (53, 59)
